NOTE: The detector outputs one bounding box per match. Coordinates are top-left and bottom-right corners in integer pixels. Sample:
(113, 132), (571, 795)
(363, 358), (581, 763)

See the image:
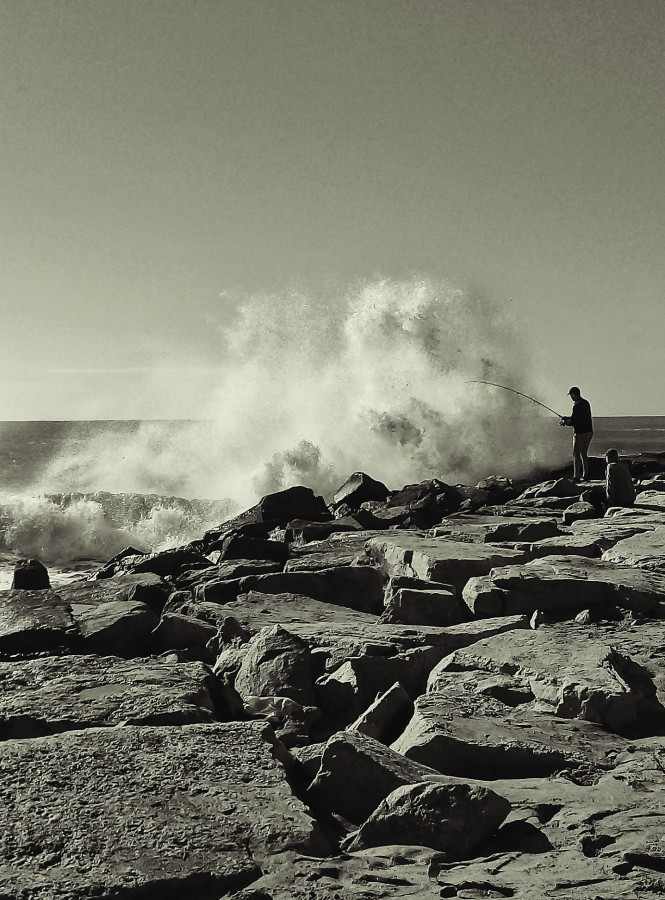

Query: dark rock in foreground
(11, 558), (50, 590)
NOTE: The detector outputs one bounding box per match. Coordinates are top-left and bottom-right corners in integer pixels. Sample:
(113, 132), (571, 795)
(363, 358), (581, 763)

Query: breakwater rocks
(2, 454), (665, 898)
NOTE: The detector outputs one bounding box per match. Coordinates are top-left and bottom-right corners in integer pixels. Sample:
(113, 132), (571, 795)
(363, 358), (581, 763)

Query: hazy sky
(1, 0), (663, 418)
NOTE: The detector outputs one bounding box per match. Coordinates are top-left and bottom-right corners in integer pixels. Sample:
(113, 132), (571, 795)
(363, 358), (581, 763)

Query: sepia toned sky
(1, 0), (663, 418)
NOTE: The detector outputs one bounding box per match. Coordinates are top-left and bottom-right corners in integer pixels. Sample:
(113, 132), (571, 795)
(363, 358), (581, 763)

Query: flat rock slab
(194, 591), (379, 636)
(423, 740), (665, 898)
(196, 566), (384, 613)
(605, 507), (665, 525)
(366, 535), (529, 593)
(0, 722), (324, 898)
(602, 525), (665, 572)
(291, 616), (528, 670)
(429, 625), (655, 730)
(284, 550), (363, 572)
(571, 518), (657, 549)
(0, 655), (219, 738)
(462, 555), (665, 617)
(588, 621), (665, 711)
(284, 529), (384, 570)
(527, 533), (601, 558)
(430, 515), (561, 544)
(391, 689), (617, 779)
(56, 572), (166, 608)
(635, 490), (665, 512)
(0, 590), (77, 655)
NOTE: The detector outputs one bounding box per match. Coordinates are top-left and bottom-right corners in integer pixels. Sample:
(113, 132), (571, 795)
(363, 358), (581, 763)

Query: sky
(0, 0), (663, 419)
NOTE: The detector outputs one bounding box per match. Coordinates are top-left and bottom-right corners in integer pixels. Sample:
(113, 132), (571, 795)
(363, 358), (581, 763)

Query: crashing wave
(0, 490), (232, 563)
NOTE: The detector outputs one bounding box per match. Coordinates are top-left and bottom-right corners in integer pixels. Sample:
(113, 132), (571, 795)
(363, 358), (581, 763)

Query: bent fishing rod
(466, 380), (564, 419)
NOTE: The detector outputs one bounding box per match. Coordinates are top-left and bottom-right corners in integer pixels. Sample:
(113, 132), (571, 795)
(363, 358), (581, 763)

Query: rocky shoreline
(2, 450), (665, 899)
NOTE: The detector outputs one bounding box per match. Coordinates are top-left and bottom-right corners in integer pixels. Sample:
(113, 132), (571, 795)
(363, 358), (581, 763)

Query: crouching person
(604, 448), (636, 508)
(582, 448), (636, 513)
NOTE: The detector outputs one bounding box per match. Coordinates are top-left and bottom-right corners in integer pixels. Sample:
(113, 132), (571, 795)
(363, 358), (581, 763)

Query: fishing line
(467, 381), (564, 419)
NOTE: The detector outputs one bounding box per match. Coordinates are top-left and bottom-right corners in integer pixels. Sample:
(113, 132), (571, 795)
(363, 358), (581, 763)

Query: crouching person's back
(605, 448), (636, 508)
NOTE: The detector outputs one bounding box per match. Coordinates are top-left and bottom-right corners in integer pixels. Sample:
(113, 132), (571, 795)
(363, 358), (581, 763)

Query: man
(560, 386), (593, 482)
(604, 448), (636, 508)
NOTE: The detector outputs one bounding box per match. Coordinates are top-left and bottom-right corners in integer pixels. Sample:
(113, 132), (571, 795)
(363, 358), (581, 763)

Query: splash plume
(39, 277), (567, 511)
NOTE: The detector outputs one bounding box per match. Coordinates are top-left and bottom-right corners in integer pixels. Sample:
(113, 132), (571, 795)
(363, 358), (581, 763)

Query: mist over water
(40, 277), (566, 507)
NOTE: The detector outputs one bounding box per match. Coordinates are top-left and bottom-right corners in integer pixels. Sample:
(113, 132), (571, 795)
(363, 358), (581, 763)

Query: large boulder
(379, 585), (464, 626)
(635, 490), (665, 512)
(213, 534), (289, 564)
(570, 517), (658, 550)
(216, 486), (331, 533)
(259, 485), (330, 523)
(11, 558), (50, 590)
(308, 730), (439, 824)
(527, 534), (601, 559)
(346, 681), (413, 745)
(110, 547), (211, 579)
(293, 615), (529, 674)
(315, 652), (438, 726)
(385, 480), (462, 525)
(284, 531), (383, 572)
(150, 612), (218, 655)
(197, 590), (379, 637)
(344, 781), (510, 855)
(284, 517), (365, 545)
(517, 478), (582, 500)
(562, 501), (600, 525)
(333, 472), (391, 509)
(234, 625), (316, 707)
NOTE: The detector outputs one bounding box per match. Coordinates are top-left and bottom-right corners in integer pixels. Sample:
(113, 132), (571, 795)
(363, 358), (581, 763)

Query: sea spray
(0, 491), (232, 563)
(31, 277), (568, 521)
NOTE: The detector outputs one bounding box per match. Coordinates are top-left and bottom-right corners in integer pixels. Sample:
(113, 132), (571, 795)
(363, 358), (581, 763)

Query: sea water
(0, 420), (234, 587)
(0, 416), (662, 588)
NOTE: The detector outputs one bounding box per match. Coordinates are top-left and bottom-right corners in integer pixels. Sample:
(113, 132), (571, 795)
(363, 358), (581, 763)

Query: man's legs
(573, 432), (593, 481)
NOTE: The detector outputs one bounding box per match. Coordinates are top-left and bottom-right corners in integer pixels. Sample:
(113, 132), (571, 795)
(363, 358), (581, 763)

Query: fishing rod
(466, 380), (564, 419)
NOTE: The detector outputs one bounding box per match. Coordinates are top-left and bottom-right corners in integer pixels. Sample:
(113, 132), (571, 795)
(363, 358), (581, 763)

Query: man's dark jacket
(569, 398), (593, 434)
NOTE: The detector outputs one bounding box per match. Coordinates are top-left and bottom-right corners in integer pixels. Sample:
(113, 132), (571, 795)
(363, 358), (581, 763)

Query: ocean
(0, 417), (663, 589)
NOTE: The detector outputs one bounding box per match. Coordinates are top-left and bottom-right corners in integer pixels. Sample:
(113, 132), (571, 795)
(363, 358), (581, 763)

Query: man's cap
(568, 386), (580, 396)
